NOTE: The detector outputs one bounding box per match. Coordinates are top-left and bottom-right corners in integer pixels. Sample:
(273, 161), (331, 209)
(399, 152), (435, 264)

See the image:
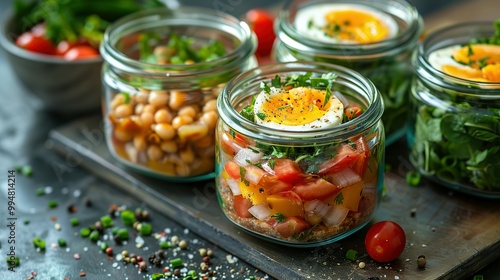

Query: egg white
(253, 87), (344, 131)
(428, 45), (465, 72)
(294, 4), (399, 44)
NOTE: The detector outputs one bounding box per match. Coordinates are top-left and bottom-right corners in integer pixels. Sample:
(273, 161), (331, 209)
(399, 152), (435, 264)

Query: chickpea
(200, 111), (218, 130)
(178, 106), (197, 119)
(154, 108), (173, 124)
(149, 90), (169, 107)
(194, 134), (213, 149)
(179, 148), (195, 163)
(143, 104), (156, 114)
(147, 133), (161, 145)
(136, 90), (150, 104)
(154, 45), (175, 57)
(114, 127), (133, 142)
(169, 91), (187, 110)
(172, 115), (194, 129)
(202, 99), (217, 112)
(154, 123), (176, 140)
(147, 145), (164, 161)
(133, 135), (147, 152)
(135, 103), (145, 115)
(114, 104), (133, 118)
(140, 112), (154, 128)
(111, 94), (126, 109)
(175, 163), (191, 176)
(160, 140), (178, 153)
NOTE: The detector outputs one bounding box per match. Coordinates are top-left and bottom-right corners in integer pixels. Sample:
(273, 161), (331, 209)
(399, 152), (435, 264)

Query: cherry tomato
(365, 221), (406, 263)
(15, 31), (56, 55)
(345, 106), (363, 121)
(245, 9), (276, 57)
(63, 45), (99, 60)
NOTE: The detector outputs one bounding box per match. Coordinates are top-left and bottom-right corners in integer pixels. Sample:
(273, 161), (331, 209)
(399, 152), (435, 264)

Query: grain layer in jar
(273, 0), (423, 145)
(216, 62), (385, 246)
(408, 21), (500, 198)
(100, 7), (257, 182)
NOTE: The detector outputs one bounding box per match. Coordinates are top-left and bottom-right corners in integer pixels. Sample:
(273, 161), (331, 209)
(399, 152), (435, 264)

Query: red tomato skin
(220, 131), (246, 156)
(268, 216), (311, 238)
(63, 45), (99, 60)
(318, 144), (360, 175)
(224, 160), (241, 179)
(262, 158), (303, 183)
(233, 195), (253, 218)
(15, 32), (56, 55)
(365, 221), (406, 263)
(259, 174), (293, 194)
(292, 177), (341, 201)
(245, 9), (276, 57)
(352, 136), (370, 176)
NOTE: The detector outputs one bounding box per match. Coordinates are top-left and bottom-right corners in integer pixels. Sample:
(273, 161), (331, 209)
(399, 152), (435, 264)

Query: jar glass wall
(216, 62), (385, 247)
(100, 7), (256, 182)
(273, 0), (423, 145)
(408, 22), (500, 198)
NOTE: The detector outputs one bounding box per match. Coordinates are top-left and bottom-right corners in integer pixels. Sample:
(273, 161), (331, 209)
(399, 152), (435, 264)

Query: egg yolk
(259, 87), (332, 126)
(323, 9), (390, 43)
(443, 44), (500, 82)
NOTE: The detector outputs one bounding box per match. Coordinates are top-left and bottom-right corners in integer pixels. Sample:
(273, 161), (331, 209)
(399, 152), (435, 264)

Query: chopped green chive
(21, 165), (33, 176)
(48, 200), (58, 209)
(89, 230), (100, 242)
(345, 249), (358, 261)
(70, 218), (79, 227)
(33, 237), (46, 250)
(406, 171), (422, 187)
(170, 257), (183, 268)
(160, 241), (172, 249)
(35, 187), (45, 196)
(117, 228), (129, 240)
(58, 238), (67, 247)
(100, 242), (109, 252)
(80, 227), (91, 237)
(100, 215), (113, 228)
(6, 256), (20, 267)
(120, 210), (136, 226)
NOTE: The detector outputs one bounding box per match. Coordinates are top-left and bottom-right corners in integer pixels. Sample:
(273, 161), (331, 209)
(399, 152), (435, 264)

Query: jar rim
(414, 21), (500, 92)
(100, 6), (256, 77)
(277, 0), (423, 59)
(218, 61), (384, 144)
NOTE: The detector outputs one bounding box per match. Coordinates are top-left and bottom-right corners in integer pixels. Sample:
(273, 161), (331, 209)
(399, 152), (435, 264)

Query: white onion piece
(248, 202), (271, 220)
(322, 205), (349, 227)
(244, 165), (265, 185)
(226, 178), (241, 195)
(233, 148), (263, 167)
(328, 168), (362, 188)
(304, 199), (331, 217)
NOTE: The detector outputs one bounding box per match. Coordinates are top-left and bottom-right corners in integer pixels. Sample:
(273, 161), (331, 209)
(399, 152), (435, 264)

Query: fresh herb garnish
(271, 213), (286, 223)
(334, 193), (344, 205)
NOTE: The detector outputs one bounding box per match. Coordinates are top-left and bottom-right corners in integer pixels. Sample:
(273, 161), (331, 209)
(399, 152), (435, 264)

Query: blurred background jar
(408, 21), (500, 198)
(215, 62), (385, 246)
(100, 7), (257, 182)
(273, 0), (423, 146)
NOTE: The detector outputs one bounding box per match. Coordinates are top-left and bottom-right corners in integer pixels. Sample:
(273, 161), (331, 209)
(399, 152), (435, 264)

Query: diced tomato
(262, 158), (303, 183)
(292, 177), (341, 201)
(351, 136), (370, 176)
(259, 174), (293, 194)
(266, 191), (304, 217)
(268, 216), (311, 238)
(220, 131), (246, 156)
(224, 160), (241, 179)
(233, 195), (253, 218)
(63, 45), (99, 60)
(318, 144), (360, 175)
(344, 106), (363, 121)
(15, 31), (56, 55)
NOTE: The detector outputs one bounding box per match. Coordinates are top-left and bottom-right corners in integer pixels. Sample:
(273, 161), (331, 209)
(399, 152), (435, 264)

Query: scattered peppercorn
(105, 247), (113, 256)
(140, 222), (152, 236)
(70, 218), (80, 227)
(79, 271), (86, 277)
(84, 198), (93, 207)
(345, 249), (358, 261)
(417, 255), (426, 269)
(35, 187), (45, 196)
(58, 238), (67, 247)
(178, 240), (188, 249)
(67, 204), (78, 213)
(80, 227), (91, 237)
(89, 230), (100, 242)
(121, 210), (136, 226)
(100, 215), (113, 228)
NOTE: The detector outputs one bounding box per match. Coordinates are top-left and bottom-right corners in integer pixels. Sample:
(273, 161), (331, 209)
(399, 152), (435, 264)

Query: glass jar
(273, 0), (423, 145)
(100, 7), (256, 182)
(408, 22), (500, 198)
(215, 62), (385, 247)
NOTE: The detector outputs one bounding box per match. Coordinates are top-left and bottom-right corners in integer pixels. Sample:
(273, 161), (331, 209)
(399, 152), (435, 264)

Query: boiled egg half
(428, 44), (500, 82)
(253, 86), (344, 131)
(294, 4), (398, 44)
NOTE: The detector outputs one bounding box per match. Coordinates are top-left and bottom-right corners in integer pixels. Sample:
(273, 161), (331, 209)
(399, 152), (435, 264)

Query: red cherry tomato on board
(245, 9), (276, 57)
(63, 45), (100, 60)
(365, 221), (406, 263)
(15, 31), (56, 55)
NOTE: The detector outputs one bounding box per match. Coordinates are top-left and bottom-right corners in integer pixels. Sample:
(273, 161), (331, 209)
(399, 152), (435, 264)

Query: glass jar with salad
(100, 7), (257, 182)
(273, 0), (423, 145)
(408, 21), (500, 198)
(215, 62), (385, 246)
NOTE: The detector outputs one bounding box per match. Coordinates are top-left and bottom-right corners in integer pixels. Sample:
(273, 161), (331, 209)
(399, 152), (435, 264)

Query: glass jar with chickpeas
(100, 7), (257, 181)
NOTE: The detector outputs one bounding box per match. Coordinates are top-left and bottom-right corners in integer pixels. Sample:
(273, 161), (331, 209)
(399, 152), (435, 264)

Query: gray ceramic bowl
(0, 10), (103, 116)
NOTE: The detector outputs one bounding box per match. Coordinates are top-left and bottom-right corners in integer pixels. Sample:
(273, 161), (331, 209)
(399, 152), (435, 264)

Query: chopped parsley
(271, 213), (286, 223)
